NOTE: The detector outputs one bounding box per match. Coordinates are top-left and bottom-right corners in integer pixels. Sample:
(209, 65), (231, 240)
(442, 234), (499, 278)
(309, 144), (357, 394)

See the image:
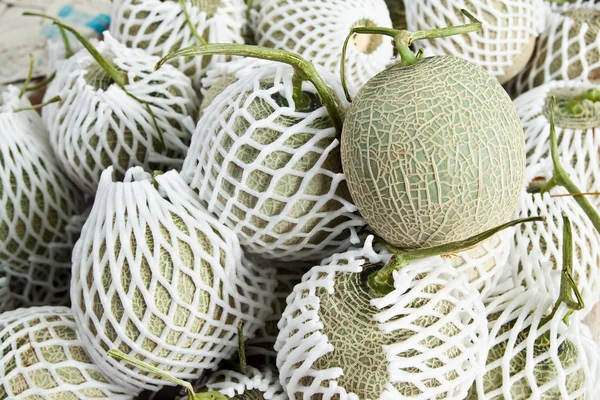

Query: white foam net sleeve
(448, 229), (513, 300)
(110, 0), (246, 86)
(473, 286), (600, 399)
(405, 0), (545, 84)
(509, 4), (600, 96)
(47, 31), (200, 195)
(252, 0), (394, 94)
(70, 167), (276, 394)
(275, 236), (488, 400)
(514, 80), (600, 208)
(0, 306), (132, 399)
(509, 161), (600, 320)
(182, 61), (365, 262)
(198, 366), (287, 400)
(0, 85), (86, 266)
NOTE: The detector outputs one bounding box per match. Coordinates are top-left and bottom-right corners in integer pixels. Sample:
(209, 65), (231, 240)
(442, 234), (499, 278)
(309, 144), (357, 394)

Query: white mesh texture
(405, 0), (544, 84)
(275, 236), (488, 400)
(201, 366), (287, 399)
(0, 86), (86, 266)
(70, 167), (276, 394)
(509, 4), (600, 96)
(182, 61), (365, 262)
(515, 80), (600, 209)
(0, 306), (132, 399)
(47, 31), (200, 195)
(472, 287), (600, 399)
(252, 0), (395, 94)
(110, 0), (246, 86)
(509, 161), (600, 320)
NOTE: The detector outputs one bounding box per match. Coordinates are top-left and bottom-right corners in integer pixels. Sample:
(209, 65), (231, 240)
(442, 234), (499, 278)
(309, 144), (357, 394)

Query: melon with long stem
(470, 217), (599, 399)
(0, 306), (132, 399)
(157, 44), (363, 261)
(405, 0), (543, 84)
(70, 167), (276, 394)
(110, 0), (246, 85)
(340, 13), (525, 251)
(0, 85), (85, 266)
(510, 4), (600, 96)
(24, 15), (200, 195)
(252, 0), (395, 94)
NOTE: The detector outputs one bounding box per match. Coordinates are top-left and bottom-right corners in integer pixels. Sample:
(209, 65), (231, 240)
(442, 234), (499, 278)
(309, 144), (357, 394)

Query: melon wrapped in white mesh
(110, 0), (246, 86)
(509, 4), (600, 96)
(71, 167), (276, 394)
(509, 161), (600, 319)
(0, 85), (85, 265)
(47, 31), (200, 195)
(0, 306), (132, 399)
(275, 236), (488, 399)
(200, 366), (287, 399)
(515, 81), (600, 209)
(470, 286), (600, 399)
(252, 0), (394, 94)
(405, 0), (544, 84)
(182, 61), (365, 262)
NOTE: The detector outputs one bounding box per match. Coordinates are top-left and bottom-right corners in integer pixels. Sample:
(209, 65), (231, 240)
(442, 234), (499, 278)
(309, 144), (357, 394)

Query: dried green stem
(551, 192), (600, 198)
(179, 0), (208, 45)
(340, 9), (482, 101)
(108, 350), (227, 400)
(237, 321), (247, 375)
(19, 54), (35, 99)
(59, 26), (74, 59)
(156, 44), (343, 131)
(26, 72), (56, 92)
(368, 216), (545, 296)
(541, 96), (600, 235)
(13, 95), (61, 113)
(541, 215), (585, 327)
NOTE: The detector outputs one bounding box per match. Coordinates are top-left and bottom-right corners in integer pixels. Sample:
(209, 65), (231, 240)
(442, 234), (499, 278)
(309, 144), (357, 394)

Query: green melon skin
(341, 56), (525, 249)
(469, 321), (585, 399)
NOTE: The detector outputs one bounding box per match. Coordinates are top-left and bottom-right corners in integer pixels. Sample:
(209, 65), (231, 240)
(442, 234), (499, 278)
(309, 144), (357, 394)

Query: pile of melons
(1, 0), (600, 399)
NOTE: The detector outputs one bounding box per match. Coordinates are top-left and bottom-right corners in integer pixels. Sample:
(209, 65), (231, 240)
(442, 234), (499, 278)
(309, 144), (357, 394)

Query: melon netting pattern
(70, 167), (276, 394)
(47, 31), (200, 195)
(472, 286), (600, 399)
(182, 61), (365, 262)
(275, 236), (488, 400)
(448, 229), (512, 300)
(0, 86), (86, 266)
(514, 80), (600, 208)
(252, 0), (394, 94)
(0, 306), (132, 399)
(405, 0), (544, 84)
(200, 366), (287, 399)
(110, 0), (246, 86)
(1, 210), (89, 311)
(509, 161), (600, 320)
(509, 4), (600, 96)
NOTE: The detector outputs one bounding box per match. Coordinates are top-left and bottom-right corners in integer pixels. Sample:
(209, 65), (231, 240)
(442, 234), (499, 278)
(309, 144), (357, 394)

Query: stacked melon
(1, 1), (600, 399)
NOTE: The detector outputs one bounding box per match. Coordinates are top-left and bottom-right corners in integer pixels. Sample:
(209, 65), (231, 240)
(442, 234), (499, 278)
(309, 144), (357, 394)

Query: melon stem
(237, 321), (247, 375)
(13, 95), (61, 113)
(179, 0), (208, 46)
(368, 216), (545, 296)
(155, 43), (344, 132)
(18, 54), (35, 99)
(25, 72), (57, 93)
(541, 215), (585, 327)
(564, 88), (600, 115)
(340, 9), (482, 102)
(542, 96), (600, 235)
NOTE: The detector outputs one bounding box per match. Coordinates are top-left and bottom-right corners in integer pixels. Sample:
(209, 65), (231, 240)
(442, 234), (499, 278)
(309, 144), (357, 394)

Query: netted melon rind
(509, 161), (600, 320)
(405, 0), (544, 84)
(515, 80), (600, 208)
(47, 31), (200, 195)
(110, 0), (246, 86)
(182, 61), (365, 261)
(252, 0), (394, 94)
(0, 306), (132, 399)
(0, 86), (85, 266)
(509, 4), (600, 96)
(71, 167), (276, 394)
(341, 56), (525, 249)
(275, 236), (488, 400)
(471, 287), (599, 399)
